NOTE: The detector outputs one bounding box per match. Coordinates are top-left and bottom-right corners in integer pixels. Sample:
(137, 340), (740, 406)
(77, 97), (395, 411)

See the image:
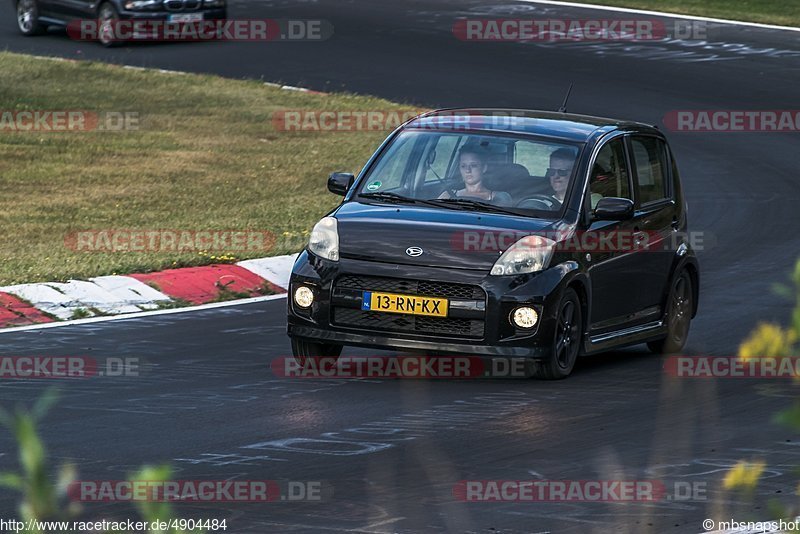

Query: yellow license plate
(362, 291), (448, 317)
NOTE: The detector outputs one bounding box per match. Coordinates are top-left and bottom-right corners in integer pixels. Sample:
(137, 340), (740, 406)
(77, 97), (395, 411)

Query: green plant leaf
(772, 282), (793, 300)
(31, 389), (60, 422)
(774, 402), (800, 430)
(0, 472), (23, 489)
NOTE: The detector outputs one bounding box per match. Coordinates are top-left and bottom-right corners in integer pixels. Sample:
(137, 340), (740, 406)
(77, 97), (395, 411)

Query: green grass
(0, 52), (418, 286)
(574, 0), (800, 27)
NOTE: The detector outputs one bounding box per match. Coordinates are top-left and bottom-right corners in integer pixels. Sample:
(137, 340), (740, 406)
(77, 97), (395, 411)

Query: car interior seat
(485, 163), (533, 199)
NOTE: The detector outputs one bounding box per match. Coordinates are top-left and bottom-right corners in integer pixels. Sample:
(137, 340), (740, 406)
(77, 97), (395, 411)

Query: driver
(438, 146), (512, 205)
(546, 148), (577, 204)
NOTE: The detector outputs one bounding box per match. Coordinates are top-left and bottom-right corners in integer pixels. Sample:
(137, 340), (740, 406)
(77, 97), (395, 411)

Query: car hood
(334, 202), (557, 271)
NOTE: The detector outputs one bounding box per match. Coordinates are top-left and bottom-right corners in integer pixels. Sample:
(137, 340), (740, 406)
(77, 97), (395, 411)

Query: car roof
(403, 108), (658, 143)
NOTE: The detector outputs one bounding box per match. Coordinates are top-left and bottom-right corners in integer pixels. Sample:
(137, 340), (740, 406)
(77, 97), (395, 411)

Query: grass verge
(0, 51), (417, 286)
(572, 0), (800, 27)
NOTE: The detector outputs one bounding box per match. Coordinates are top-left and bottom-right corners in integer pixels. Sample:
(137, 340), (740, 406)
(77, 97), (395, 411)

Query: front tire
(648, 269), (693, 354)
(98, 3), (121, 47)
(531, 288), (583, 380)
(291, 338), (343, 365)
(17, 0), (46, 36)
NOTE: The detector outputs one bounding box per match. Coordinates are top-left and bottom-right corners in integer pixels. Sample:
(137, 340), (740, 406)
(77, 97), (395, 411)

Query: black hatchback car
(14, 0), (226, 45)
(287, 109), (699, 379)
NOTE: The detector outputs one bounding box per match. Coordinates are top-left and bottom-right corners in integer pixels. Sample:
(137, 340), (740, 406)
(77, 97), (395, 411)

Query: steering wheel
(516, 194), (560, 210)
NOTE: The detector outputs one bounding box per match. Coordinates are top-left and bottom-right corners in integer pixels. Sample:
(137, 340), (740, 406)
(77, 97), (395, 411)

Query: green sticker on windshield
(366, 180), (382, 191)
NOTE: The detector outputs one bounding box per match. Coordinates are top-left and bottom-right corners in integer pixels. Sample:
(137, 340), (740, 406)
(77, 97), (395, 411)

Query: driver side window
(589, 138), (631, 209)
(375, 135), (415, 191)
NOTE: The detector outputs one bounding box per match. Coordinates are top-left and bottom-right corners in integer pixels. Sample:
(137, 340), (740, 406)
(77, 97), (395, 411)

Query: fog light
(294, 286), (314, 308)
(512, 307), (538, 329)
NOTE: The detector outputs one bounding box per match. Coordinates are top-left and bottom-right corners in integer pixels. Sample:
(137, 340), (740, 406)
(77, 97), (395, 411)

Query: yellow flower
(739, 323), (797, 360)
(723, 460), (765, 490)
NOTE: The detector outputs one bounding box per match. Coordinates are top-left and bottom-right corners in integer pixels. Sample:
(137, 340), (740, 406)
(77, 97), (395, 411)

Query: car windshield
(357, 130), (582, 217)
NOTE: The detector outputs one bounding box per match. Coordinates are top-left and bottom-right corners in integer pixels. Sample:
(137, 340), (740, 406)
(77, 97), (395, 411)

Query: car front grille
(335, 275), (485, 300)
(332, 275), (486, 339)
(164, 0), (201, 12)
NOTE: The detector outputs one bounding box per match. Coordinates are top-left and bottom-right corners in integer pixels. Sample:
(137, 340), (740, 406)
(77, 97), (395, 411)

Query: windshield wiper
(360, 192), (443, 209)
(431, 198), (522, 216)
(359, 192), (416, 204)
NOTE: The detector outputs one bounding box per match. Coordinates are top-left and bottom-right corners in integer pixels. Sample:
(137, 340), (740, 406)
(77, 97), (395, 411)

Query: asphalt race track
(2, 0), (800, 532)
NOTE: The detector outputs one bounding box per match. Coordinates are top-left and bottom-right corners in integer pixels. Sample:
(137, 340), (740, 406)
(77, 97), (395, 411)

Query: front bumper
(62, 7), (228, 41)
(287, 251), (576, 359)
(115, 8), (227, 21)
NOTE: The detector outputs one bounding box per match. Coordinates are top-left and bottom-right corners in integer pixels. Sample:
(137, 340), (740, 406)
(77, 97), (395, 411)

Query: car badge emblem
(405, 246), (424, 257)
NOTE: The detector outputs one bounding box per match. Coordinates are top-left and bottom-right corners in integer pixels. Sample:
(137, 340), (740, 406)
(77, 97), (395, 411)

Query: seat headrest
(485, 163), (530, 190)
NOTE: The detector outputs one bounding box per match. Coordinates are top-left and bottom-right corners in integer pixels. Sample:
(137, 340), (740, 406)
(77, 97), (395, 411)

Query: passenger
(546, 148), (577, 204)
(439, 147), (512, 205)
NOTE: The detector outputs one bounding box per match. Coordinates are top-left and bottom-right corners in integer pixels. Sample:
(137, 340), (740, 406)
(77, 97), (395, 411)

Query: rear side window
(630, 136), (670, 205)
(588, 138), (631, 209)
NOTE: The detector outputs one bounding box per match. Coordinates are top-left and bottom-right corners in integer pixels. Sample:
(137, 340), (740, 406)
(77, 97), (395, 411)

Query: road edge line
(0, 293), (287, 335)
(511, 0), (800, 32)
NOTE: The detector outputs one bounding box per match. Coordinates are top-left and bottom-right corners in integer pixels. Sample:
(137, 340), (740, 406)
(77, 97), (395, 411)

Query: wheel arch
(96, 0), (117, 16)
(566, 277), (589, 337)
(682, 260), (700, 318)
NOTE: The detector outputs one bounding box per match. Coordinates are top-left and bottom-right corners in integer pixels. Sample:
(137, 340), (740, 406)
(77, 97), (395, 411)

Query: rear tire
(16, 0), (46, 36)
(291, 338), (343, 365)
(531, 288), (582, 380)
(648, 269), (693, 354)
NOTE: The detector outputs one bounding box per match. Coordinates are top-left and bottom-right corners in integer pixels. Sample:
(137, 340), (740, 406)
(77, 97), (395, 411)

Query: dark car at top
(287, 109), (699, 379)
(14, 0), (226, 45)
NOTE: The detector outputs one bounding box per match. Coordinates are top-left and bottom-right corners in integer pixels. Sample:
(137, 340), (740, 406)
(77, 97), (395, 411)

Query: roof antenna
(557, 83), (574, 113)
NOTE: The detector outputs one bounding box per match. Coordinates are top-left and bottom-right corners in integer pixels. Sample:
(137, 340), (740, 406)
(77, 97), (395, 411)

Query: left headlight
(490, 235), (555, 276)
(308, 216), (339, 261)
(124, 0), (161, 10)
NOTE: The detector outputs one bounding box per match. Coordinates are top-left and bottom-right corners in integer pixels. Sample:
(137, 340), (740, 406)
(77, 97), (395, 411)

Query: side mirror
(593, 197), (634, 221)
(327, 172), (355, 196)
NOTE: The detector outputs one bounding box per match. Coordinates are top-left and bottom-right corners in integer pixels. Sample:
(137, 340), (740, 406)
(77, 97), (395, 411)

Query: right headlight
(490, 235), (556, 276)
(308, 216), (339, 261)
